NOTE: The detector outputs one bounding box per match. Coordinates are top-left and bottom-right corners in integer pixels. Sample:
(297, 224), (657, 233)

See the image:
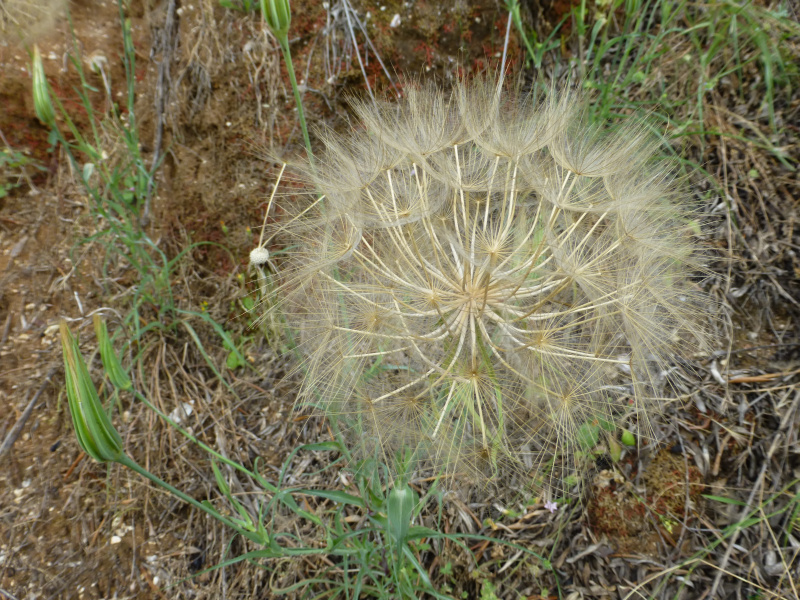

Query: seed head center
(459, 274), (499, 317)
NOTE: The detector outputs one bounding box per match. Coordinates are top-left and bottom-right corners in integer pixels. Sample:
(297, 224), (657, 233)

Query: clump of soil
(588, 449), (706, 555)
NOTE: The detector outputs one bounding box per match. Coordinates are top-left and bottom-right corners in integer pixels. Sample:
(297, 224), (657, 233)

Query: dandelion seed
(262, 76), (709, 494)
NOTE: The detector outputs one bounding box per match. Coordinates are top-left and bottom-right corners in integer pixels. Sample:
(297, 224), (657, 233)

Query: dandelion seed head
(264, 77), (709, 494)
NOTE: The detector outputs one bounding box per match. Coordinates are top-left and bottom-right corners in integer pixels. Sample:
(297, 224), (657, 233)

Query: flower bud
(387, 482), (416, 550)
(261, 0), (291, 39)
(31, 45), (56, 128)
(60, 320), (125, 463)
(93, 315), (132, 392)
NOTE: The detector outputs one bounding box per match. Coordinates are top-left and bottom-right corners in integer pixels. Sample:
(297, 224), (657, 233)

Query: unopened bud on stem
(93, 315), (132, 392)
(60, 320), (125, 463)
(261, 0), (291, 41)
(32, 45), (56, 128)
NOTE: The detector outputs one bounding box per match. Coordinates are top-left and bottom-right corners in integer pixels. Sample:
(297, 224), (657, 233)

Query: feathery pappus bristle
(256, 77), (709, 494)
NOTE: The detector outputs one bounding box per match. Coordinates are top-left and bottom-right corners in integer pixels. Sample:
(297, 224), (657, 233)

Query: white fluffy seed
(249, 246), (270, 267)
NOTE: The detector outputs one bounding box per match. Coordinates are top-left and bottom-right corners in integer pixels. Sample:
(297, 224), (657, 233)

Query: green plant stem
(279, 38), (313, 162)
(131, 390), (276, 492)
(507, 0), (538, 68)
(119, 454), (247, 535)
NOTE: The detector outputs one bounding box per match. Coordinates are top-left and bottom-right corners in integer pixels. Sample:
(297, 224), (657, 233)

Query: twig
(498, 2), (514, 90)
(341, 2), (399, 98)
(143, 0), (178, 226)
(727, 368), (800, 384)
(341, 0), (375, 106)
(0, 367), (58, 458)
(0, 587), (21, 600)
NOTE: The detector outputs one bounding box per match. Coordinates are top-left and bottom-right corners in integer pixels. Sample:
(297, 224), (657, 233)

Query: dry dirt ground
(1, 1), (800, 599)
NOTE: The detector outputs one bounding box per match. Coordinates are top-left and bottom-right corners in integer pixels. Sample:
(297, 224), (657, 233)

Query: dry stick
(258, 163), (287, 248)
(0, 2), (18, 26)
(759, 481), (800, 599)
(713, 105), (734, 413)
(341, 0), (375, 106)
(0, 367), (58, 458)
(143, 0), (178, 226)
(0, 587), (20, 600)
(340, 1), (400, 99)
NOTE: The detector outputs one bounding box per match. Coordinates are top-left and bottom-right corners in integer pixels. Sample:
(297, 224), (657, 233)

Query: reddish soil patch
(587, 449), (706, 555)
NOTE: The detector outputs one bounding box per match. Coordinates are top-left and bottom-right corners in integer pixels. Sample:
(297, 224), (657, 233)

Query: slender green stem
(507, 0), (539, 69)
(131, 390), (277, 492)
(119, 455), (245, 535)
(279, 38), (313, 162)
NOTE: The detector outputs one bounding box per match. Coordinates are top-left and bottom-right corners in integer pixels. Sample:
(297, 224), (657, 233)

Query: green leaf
(226, 349), (246, 370)
(480, 580), (500, 600)
(702, 494), (747, 507)
(577, 422), (600, 451)
(241, 296), (255, 311)
(212, 460), (255, 530)
(304, 489), (366, 508)
(598, 417), (615, 432)
(608, 437), (622, 462)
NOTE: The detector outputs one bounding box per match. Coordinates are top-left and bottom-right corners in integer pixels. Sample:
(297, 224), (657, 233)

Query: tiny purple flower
(545, 501), (558, 514)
